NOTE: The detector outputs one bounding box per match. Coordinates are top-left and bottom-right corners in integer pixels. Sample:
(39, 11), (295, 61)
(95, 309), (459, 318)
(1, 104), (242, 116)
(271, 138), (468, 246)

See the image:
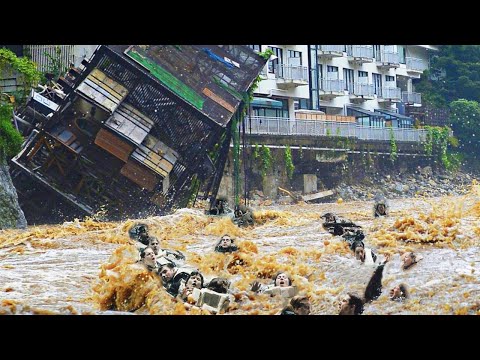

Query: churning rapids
(1, 183), (480, 315)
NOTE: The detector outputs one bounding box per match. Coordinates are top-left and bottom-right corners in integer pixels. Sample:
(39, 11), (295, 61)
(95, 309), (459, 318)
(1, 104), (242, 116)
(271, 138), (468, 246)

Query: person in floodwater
(158, 263), (197, 297)
(178, 271), (205, 304)
(338, 254), (390, 315)
(251, 272), (293, 293)
(373, 193), (389, 218)
(389, 283), (409, 301)
(351, 239), (378, 266)
(233, 205), (254, 227)
(128, 223), (150, 246)
(321, 213), (361, 236)
(342, 229), (365, 250)
(138, 246), (159, 272)
(401, 252), (423, 270)
(148, 236), (186, 264)
(214, 234), (239, 253)
(207, 196), (230, 216)
(280, 296), (311, 315)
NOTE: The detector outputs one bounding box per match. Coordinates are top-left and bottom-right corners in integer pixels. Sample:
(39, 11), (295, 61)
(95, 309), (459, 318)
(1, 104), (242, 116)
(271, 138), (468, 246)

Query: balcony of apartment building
(246, 112), (427, 143)
(405, 57), (428, 78)
(378, 85), (402, 103)
(402, 91), (422, 106)
(346, 45), (374, 65)
(318, 78), (345, 100)
(317, 45), (345, 58)
(349, 83), (375, 103)
(274, 63), (309, 89)
(376, 50), (400, 69)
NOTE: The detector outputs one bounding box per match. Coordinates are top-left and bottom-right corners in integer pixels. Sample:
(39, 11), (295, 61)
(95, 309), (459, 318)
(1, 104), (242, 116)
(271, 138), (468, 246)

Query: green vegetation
(0, 47), (41, 103)
(0, 103), (23, 162)
(389, 128), (398, 162)
(0, 47), (41, 162)
(284, 145), (294, 179)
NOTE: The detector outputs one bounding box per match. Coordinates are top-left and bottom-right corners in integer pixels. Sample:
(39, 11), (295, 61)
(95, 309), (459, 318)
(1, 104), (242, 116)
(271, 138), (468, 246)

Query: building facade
(248, 45), (437, 129)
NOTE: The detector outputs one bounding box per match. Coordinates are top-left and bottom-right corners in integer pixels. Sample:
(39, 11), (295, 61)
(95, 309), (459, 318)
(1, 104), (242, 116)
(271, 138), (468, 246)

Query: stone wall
(0, 163), (27, 229)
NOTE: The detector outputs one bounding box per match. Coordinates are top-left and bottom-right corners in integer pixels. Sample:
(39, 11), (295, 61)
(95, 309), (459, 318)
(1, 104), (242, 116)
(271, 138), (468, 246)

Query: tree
(450, 99), (480, 157)
(415, 45), (480, 106)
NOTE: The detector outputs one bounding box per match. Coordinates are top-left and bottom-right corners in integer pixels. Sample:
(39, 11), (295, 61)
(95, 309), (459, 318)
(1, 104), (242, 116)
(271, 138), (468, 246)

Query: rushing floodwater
(1, 184), (479, 315)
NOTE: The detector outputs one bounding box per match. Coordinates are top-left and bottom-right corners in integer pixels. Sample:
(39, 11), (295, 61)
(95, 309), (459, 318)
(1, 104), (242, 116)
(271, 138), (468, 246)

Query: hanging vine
(423, 126), (460, 170)
(284, 145), (295, 179)
(260, 144), (273, 179)
(389, 127), (398, 162)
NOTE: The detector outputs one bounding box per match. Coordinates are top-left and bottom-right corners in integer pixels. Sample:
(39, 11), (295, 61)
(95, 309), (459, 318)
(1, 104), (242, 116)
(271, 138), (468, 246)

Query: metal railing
(346, 45), (374, 58)
(381, 87), (402, 100)
(353, 83), (375, 97)
(319, 78), (345, 92)
(380, 51), (399, 64)
(406, 57), (428, 72)
(317, 45), (345, 53)
(247, 116), (428, 142)
(402, 92), (422, 104)
(275, 64), (309, 82)
(24, 45), (76, 73)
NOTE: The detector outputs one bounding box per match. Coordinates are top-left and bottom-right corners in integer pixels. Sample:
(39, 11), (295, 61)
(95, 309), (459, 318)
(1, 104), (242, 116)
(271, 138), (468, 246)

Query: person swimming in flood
(214, 234), (239, 253)
(250, 272), (296, 297)
(207, 196), (231, 216)
(401, 252), (423, 270)
(373, 193), (389, 218)
(158, 263), (198, 297)
(338, 254), (390, 315)
(321, 212), (361, 236)
(177, 271), (205, 305)
(389, 283), (409, 301)
(137, 246), (159, 272)
(129, 223), (150, 246)
(352, 241), (378, 265)
(233, 205), (254, 227)
(280, 295), (311, 315)
(147, 236), (186, 265)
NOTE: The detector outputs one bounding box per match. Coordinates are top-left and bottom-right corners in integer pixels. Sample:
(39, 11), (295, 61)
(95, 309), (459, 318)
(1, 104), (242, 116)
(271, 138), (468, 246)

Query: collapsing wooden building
(12, 45), (266, 219)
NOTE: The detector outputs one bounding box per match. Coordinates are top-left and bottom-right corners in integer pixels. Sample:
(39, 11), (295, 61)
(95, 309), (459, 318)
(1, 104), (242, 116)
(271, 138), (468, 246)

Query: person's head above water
(148, 236), (160, 255)
(140, 246), (157, 269)
(321, 213), (337, 223)
(206, 277), (230, 294)
(218, 235), (234, 249)
(273, 272), (292, 287)
(158, 263), (176, 283)
(354, 245), (366, 262)
(401, 252), (422, 270)
(390, 283), (409, 300)
(185, 271), (204, 290)
(338, 293), (364, 315)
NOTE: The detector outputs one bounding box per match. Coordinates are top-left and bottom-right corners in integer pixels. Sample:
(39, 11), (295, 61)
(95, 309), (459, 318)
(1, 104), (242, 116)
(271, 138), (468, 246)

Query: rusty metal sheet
(94, 128), (133, 162)
(120, 160), (159, 191)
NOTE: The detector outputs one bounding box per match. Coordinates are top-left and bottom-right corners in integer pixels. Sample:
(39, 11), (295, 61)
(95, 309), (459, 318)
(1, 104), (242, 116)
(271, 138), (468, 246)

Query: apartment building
(248, 45), (437, 129)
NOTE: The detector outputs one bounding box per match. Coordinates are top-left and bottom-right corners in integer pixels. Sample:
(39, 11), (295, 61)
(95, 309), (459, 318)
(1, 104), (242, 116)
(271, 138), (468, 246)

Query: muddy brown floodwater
(1, 183), (480, 315)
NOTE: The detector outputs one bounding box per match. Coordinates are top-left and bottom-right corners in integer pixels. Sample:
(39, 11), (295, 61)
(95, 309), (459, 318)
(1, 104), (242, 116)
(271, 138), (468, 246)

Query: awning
(347, 106), (382, 117)
(374, 109), (413, 121)
(251, 97), (283, 109)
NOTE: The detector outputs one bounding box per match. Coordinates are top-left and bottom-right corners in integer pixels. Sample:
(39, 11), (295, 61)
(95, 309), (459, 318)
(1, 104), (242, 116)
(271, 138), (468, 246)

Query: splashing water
(1, 184), (479, 315)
